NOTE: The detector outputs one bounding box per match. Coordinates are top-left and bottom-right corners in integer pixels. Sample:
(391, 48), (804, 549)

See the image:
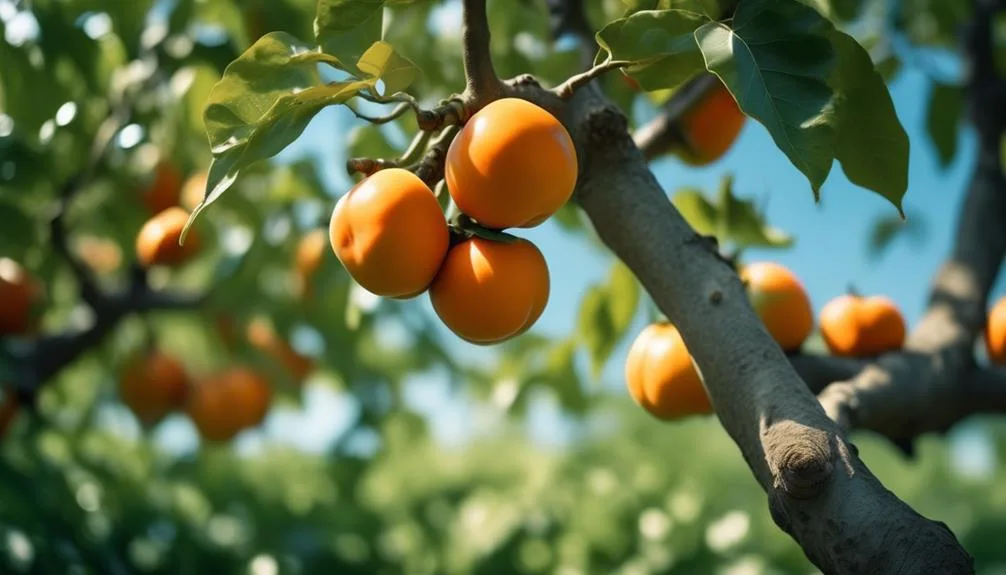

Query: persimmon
(330, 168), (449, 298)
(294, 228), (328, 298)
(740, 261), (813, 352)
(429, 236), (549, 344)
(118, 351), (191, 426)
(186, 378), (243, 443)
(625, 322), (712, 420)
(136, 207), (201, 267)
(445, 98), (578, 229)
(187, 366), (272, 442)
(0, 258), (43, 336)
(675, 80), (746, 166)
(180, 169), (208, 212)
(143, 161), (183, 214)
(819, 293), (906, 357)
(985, 296), (1006, 365)
(75, 235), (123, 274)
(247, 317), (313, 382)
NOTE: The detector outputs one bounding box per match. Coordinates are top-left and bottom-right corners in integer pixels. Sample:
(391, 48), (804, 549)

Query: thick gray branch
(817, 0), (1006, 442)
(544, 82), (973, 573)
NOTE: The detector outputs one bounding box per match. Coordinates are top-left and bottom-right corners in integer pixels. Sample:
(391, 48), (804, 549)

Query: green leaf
(595, 10), (708, 92)
(925, 81), (963, 169)
(695, 0), (837, 195)
(0, 21), (69, 138)
(0, 201), (36, 256)
(356, 41), (418, 95)
(191, 32), (370, 231)
(717, 175), (793, 249)
(674, 178), (792, 250)
(827, 31), (909, 216)
(671, 188), (717, 235)
(203, 32), (341, 151)
(607, 262), (640, 334)
(577, 262), (640, 378)
(622, 0), (727, 19)
(347, 125), (398, 160)
(867, 211), (927, 259)
(1002, 133), (1006, 176)
(315, 0), (386, 73)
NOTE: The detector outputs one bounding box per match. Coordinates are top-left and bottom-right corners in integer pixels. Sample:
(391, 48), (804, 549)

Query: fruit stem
(451, 213), (519, 244)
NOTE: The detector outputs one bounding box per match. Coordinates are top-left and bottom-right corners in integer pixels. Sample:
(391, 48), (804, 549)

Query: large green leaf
(314, 0), (386, 73)
(827, 31), (909, 215)
(621, 0), (727, 19)
(595, 10), (708, 92)
(695, 0), (836, 195)
(356, 41), (418, 95)
(925, 81), (963, 169)
(190, 33), (369, 234)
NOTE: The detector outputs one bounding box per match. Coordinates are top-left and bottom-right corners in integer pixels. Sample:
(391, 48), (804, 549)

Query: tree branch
(631, 73), (722, 160)
(816, 0), (1006, 443)
(511, 77), (974, 571)
(348, 101), (413, 125)
(413, 126), (460, 187)
(462, 0), (503, 99)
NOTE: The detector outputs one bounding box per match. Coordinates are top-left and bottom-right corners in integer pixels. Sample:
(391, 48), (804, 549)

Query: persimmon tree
(1, 0), (1005, 572)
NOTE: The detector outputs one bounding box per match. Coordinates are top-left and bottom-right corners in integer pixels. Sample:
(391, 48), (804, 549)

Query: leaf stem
(553, 59), (633, 99)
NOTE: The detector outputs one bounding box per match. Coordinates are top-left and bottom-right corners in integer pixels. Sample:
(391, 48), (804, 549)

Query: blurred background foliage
(1, 0), (1005, 573)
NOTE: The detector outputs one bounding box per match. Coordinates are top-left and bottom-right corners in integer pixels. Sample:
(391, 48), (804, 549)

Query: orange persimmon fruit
(329, 168), (449, 298)
(445, 98), (578, 229)
(625, 322), (712, 420)
(118, 351), (191, 426)
(740, 261), (814, 352)
(819, 293), (907, 357)
(429, 236), (549, 344)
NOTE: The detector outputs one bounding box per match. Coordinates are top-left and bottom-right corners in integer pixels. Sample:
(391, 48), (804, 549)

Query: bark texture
(550, 83), (975, 573)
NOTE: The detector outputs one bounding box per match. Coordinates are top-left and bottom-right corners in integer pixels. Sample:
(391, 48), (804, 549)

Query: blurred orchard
(2, 0), (1006, 574)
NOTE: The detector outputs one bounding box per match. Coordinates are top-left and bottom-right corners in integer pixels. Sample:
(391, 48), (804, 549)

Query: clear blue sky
(130, 19), (1004, 463)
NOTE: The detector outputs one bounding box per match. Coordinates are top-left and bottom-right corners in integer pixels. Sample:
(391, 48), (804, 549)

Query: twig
(632, 73), (722, 160)
(348, 101), (413, 125)
(345, 130), (433, 177)
(414, 125), (460, 187)
(462, 0), (503, 99)
(553, 59), (632, 99)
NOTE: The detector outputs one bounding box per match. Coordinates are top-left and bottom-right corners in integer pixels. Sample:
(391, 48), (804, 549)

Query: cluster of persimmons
(329, 98), (577, 344)
(0, 162), (321, 442)
(625, 261), (1006, 421)
(6, 82), (1006, 437)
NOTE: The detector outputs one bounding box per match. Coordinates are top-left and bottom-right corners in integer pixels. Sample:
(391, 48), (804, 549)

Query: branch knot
(765, 421), (835, 500)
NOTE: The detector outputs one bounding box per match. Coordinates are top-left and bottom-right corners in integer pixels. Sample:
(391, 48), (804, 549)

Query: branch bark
(554, 82), (973, 573)
(462, 0), (502, 99)
(816, 0), (1006, 442)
